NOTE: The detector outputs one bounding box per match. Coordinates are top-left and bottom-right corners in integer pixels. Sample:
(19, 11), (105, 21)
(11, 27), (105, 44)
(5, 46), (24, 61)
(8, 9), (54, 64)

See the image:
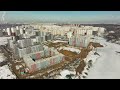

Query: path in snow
(87, 37), (120, 79)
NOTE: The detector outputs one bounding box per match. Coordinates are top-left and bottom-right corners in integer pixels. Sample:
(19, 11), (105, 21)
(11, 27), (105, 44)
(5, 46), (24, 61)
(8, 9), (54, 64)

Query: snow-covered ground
(86, 37), (120, 79)
(55, 69), (76, 79)
(1, 36), (120, 79)
(0, 37), (16, 79)
(56, 37), (120, 79)
(0, 65), (16, 79)
(0, 53), (6, 63)
(84, 50), (100, 65)
(60, 70), (71, 79)
(52, 40), (68, 43)
(59, 47), (81, 54)
(0, 37), (11, 45)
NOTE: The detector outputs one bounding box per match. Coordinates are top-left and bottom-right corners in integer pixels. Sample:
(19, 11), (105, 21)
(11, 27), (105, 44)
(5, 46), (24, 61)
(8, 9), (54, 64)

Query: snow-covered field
(0, 37), (11, 45)
(0, 65), (16, 79)
(59, 47), (81, 54)
(86, 37), (120, 79)
(52, 40), (68, 43)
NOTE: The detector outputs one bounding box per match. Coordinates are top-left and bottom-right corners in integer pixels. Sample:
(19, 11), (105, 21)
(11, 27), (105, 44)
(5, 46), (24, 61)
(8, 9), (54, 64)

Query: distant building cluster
(2, 25), (53, 58)
(31, 24), (106, 47)
(31, 24), (105, 37)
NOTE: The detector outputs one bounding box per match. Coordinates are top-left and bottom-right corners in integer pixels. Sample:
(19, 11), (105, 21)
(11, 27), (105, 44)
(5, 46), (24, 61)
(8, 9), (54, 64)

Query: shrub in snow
(82, 76), (86, 79)
(86, 68), (89, 70)
(84, 72), (88, 75)
(94, 52), (100, 56)
(66, 75), (72, 79)
(88, 60), (93, 67)
(82, 71), (88, 77)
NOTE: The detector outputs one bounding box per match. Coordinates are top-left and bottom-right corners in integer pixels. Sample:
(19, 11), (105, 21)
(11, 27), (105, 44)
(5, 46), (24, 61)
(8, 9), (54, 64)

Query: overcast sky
(0, 11), (120, 24)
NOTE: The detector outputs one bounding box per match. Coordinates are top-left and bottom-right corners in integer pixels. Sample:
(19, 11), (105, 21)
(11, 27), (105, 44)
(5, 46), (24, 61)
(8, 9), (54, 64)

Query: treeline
(81, 24), (120, 31)
(0, 24), (27, 29)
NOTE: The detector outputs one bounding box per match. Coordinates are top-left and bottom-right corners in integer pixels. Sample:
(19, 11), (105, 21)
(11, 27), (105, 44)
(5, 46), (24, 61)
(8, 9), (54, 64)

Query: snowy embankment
(84, 50), (100, 65)
(81, 50), (101, 79)
(59, 47), (81, 54)
(86, 37), (120, 79)
(0, 37), (11, 45)
(0, 65), (16, 79)
(52, 40), (68, 43)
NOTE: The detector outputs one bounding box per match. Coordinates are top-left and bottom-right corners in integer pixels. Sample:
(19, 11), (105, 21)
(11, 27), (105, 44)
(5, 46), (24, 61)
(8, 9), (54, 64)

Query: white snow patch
(0, 65), (16, 79)
(0, 53), (6, 63)
(56, 69), (76, 79)
(59, 47), (81, 54)
(0, 37), (11, 45)
(60, 70), (70, 78)
(55, 75), (64, 79)
(52, 40), (68, 43)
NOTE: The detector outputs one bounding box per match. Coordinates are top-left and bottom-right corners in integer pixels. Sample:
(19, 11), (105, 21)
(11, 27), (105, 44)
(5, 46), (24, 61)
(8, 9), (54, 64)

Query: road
(86, 37), (120, 79)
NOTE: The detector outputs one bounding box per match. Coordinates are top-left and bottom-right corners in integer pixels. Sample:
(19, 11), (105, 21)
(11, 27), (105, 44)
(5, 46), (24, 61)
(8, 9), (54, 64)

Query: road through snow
(87, 37), (120, 79)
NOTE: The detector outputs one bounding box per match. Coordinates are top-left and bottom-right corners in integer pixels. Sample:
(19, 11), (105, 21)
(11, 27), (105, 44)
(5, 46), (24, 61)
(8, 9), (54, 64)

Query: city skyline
(0, 11), (120, 24)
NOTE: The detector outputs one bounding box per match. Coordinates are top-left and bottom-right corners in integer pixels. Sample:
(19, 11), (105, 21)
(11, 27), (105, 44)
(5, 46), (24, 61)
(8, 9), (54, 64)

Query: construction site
(0, 41), (102, 79)
(20, 41), (103, 79)
(1, 11), (120, 79)
(0, 23), (106, 79)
